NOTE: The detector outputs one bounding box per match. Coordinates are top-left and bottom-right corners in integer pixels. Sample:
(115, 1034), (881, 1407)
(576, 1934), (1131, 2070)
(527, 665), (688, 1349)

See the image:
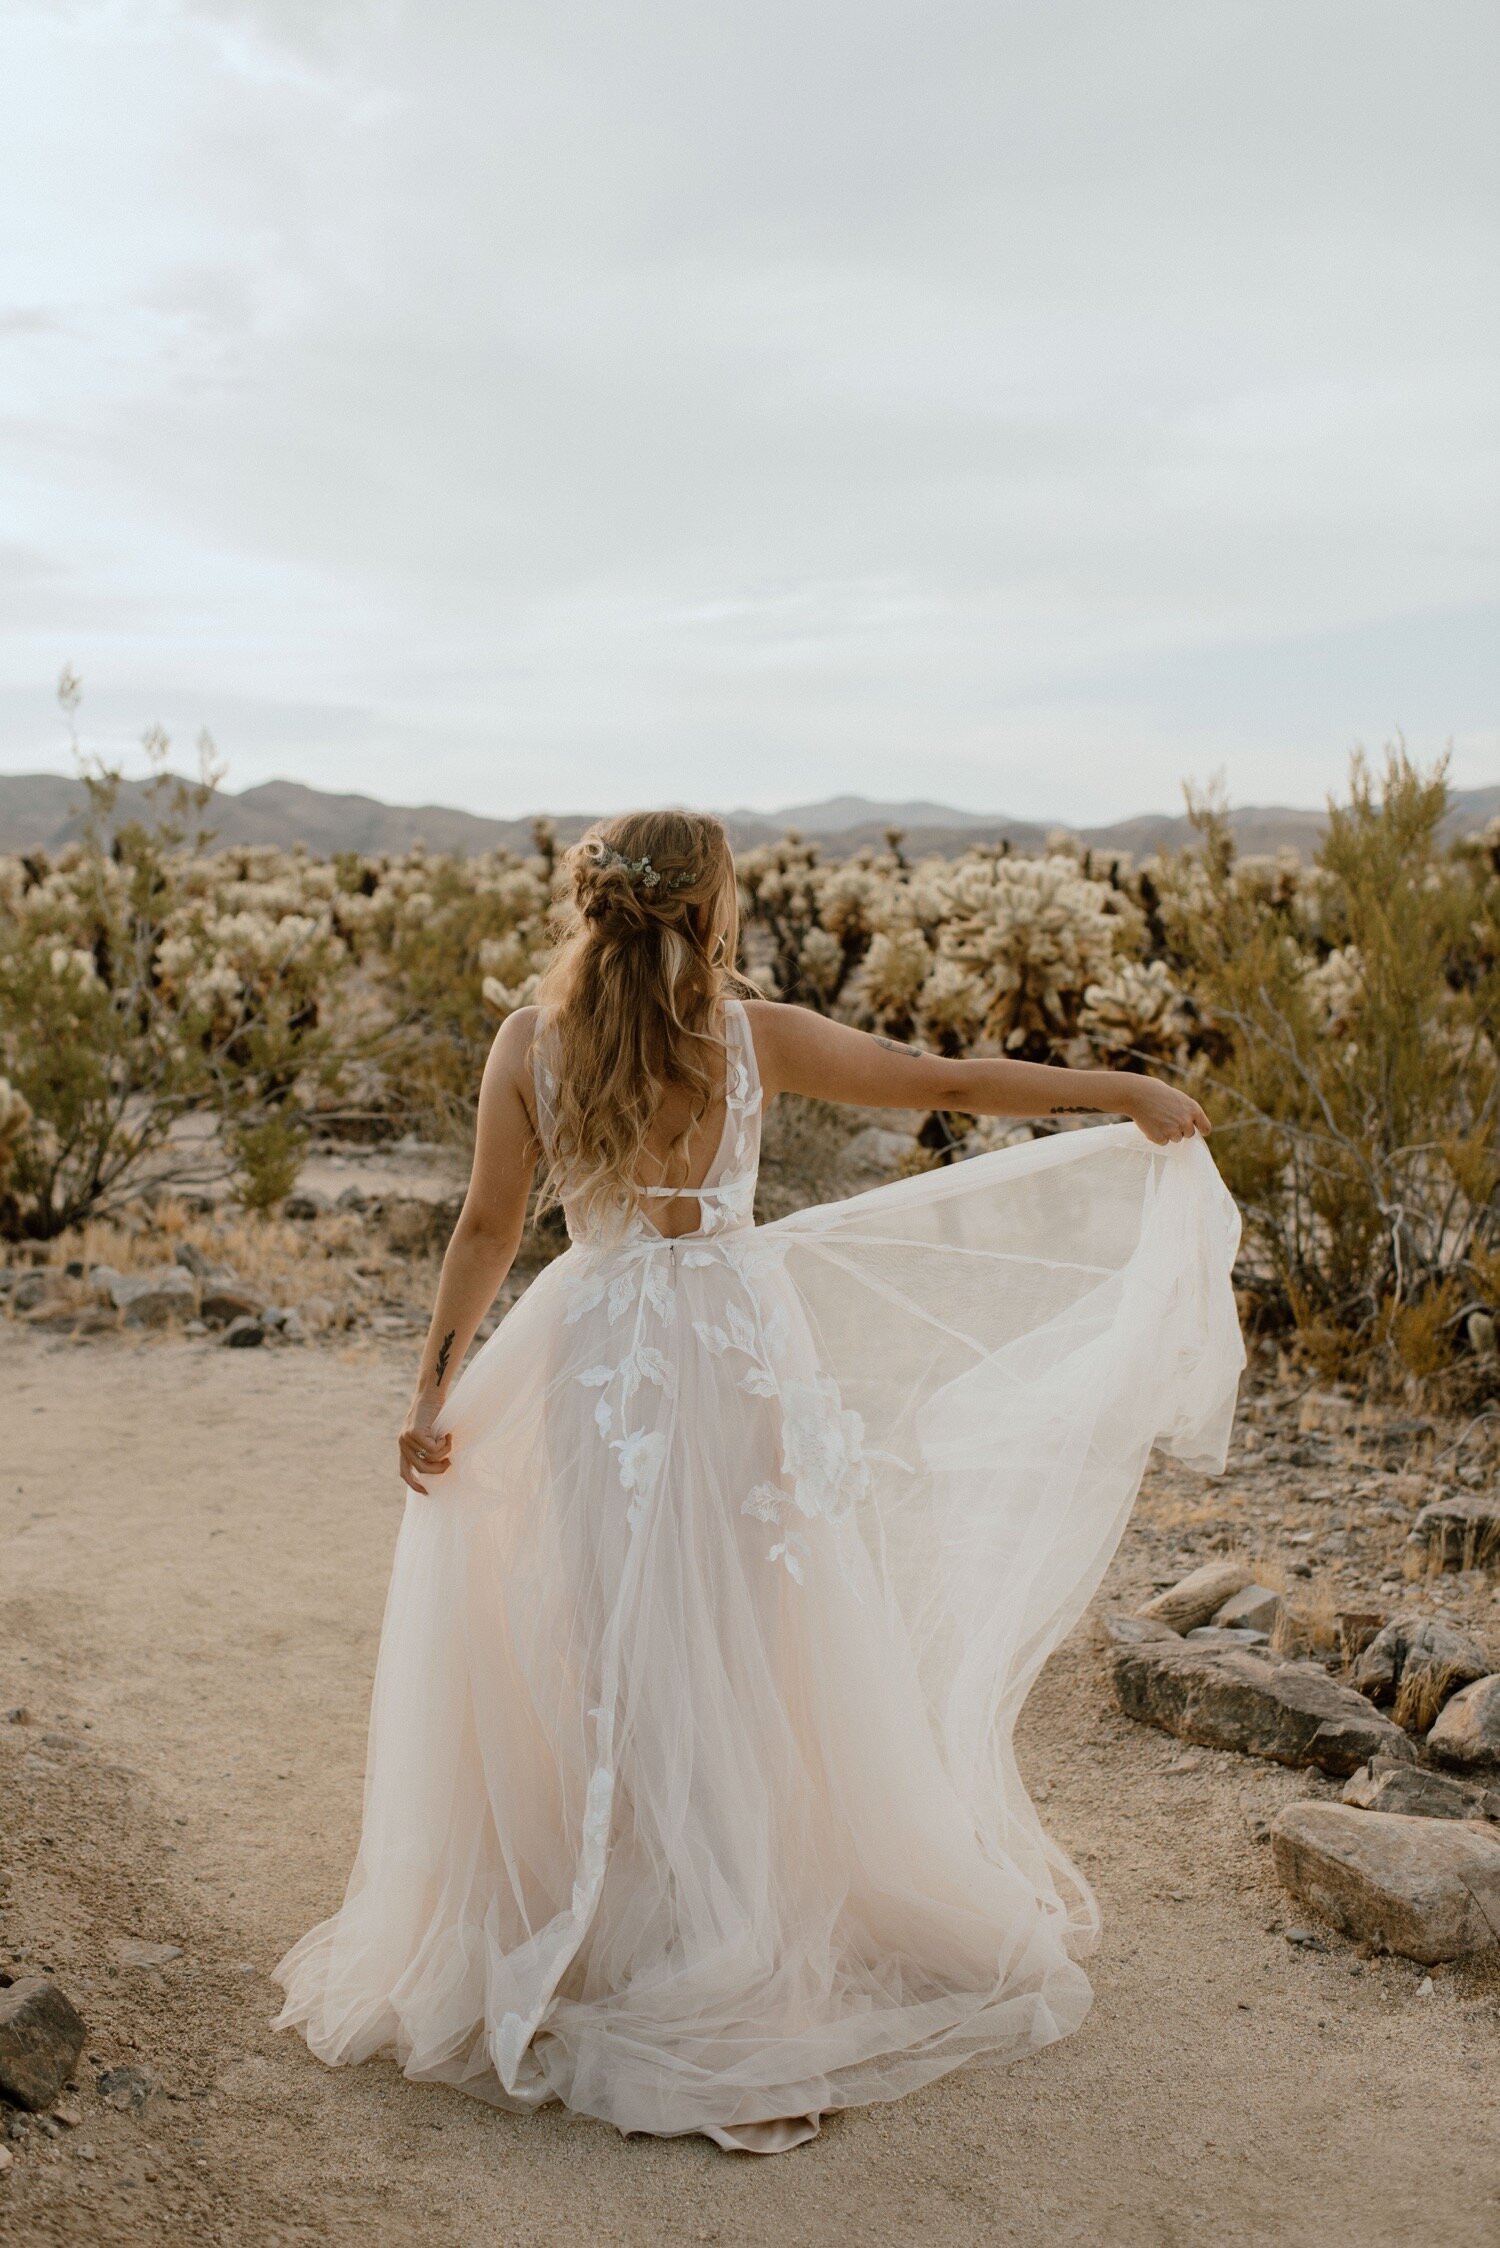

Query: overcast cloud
(0, 0), (1495, 822)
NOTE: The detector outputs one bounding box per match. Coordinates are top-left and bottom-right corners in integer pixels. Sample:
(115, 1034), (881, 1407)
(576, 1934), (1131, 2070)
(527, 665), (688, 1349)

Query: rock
(1212, 1584), (1282, 1634)
(2, 1707), (29, 1726)
(334, 1185), (371, 1214)
(1342, 1752), (1500, 1823)
(284, 1190), (330, 1220)
(1350, 1616), (1488, 1732)
(1297, 1391), (1356, 1435)
(0, 1978), (86, 2111)
(841, 1125), (919, 1179)
(1101, 1611), (1181, 1647)
(1335, 1609), (1388, 1665)
(1270, 1800), (1500, 1963)
(170, 1242), (214, 1278)
(1109, 1638), (1413, 1775)
(97, 2064), (156, 2114)
(297, 1295), (335, 1328)
(259, 1305), (289, 1330)
(1138, 1560), (1255, 1635)
(222, 1317), (265, 1349)
(1406, 1494), (1500, 1573)
(114, 1940), (181, 1969)
(199, 1287), (265, 1328)
(1184, 1626), (1271, 1649)
(10, 1272), (62, 1313)
(1426, 1674), (1500, 1773)
(108, 1268), (196, 1327)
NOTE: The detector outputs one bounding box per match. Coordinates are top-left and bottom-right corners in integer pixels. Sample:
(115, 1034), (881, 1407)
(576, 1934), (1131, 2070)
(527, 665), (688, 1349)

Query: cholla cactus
(924, 852), (1144, 1055)
(1079, 958), (1195, 1065)
(0, 1075), (31, 1190)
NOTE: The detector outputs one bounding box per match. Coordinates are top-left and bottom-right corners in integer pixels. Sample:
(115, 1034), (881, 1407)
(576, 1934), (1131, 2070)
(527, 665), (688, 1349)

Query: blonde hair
(533, 810), (755, 1243)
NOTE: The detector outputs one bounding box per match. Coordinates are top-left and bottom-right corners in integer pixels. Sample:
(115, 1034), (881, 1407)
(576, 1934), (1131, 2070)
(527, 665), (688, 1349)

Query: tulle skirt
(271, 1124), (1243, 2144)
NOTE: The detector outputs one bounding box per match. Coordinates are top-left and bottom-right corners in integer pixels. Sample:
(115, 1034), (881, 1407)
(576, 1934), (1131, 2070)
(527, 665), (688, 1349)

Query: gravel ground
(0, 1327), (1497, 2247)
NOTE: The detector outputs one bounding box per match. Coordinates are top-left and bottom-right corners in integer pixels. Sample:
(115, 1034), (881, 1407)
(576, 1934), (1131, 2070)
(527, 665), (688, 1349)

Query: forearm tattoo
(874, 1034), (927, 1058)
(1049, 1103), (1103, 1114)
(434, 1329), (455, 1386)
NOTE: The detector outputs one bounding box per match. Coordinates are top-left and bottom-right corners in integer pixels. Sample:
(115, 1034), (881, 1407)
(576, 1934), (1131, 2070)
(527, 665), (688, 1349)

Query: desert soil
(1, 1327), (1496, 2248)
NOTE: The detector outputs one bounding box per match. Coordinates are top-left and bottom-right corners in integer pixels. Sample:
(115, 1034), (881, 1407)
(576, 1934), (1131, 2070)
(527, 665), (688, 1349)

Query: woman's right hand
(1122, 1077), (1212, 1145)
(399, 1394), (453, 1495)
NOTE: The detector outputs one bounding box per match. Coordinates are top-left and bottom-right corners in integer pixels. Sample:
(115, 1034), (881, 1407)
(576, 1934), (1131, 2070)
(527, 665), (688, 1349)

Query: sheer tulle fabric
(272, 1001), (1243, 2145)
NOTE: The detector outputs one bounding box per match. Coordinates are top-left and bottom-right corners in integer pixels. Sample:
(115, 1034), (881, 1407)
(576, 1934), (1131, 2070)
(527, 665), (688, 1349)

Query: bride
(273, 808), (1243, 2154)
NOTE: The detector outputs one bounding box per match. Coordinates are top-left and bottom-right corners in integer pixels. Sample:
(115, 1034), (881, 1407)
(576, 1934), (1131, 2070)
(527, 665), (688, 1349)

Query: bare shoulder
(480, 1005), (543, 1107)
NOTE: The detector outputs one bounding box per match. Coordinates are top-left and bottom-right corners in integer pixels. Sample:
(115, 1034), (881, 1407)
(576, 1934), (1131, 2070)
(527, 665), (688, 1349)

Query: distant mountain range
(2, 771), (1496, 864)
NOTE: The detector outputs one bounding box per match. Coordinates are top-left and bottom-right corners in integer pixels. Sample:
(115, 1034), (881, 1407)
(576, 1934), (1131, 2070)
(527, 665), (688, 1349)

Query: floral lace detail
(534, 999), (868, 1577)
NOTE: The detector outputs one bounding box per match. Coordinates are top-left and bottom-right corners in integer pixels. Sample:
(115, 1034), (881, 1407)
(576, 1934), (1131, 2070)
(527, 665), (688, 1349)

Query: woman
(273, 808), (1243, 2154)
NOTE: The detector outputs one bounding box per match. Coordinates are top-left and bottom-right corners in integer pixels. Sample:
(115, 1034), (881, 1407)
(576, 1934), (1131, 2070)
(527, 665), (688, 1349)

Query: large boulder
(0, 1977), (86, 2111)
(1271, 1801), (1500, 1963)
(1349, 1616), (1488, 1732)
(1342, 1752), (1500, 1823)
(1426, 1673), (1500, 1773)
(1406, 1494), (1500, 1574)
(1108, 1639), (1413, 1775)
(1138, 1560), (1254, 1635)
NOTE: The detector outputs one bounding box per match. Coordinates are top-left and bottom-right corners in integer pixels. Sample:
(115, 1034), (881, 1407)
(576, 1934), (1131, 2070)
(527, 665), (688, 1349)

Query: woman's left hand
(399, 1395), (453, 1494)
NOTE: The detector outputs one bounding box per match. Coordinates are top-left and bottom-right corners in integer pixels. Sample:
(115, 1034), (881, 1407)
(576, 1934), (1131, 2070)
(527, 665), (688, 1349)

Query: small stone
(51, 2101), (80, 2128)
(0, 1979), (87, 2112)
(10, 1272), (62, 1313)
(97, 2063), (156, 2113)
(2, 1707), (30, 1726)
(76, 2142), (96, 2161)
(0, 2144), (10, 2174)
(222, 1317), (265, 1350)
(1406, 1494), (1500, 1574)
(1271, 1801), (1500, 1964)
(1284, 1927), (1328, 1950)
(1213, 1585), (1283, 1634)
(1101, 1611), (1180, 1647)
(334, 1185), (370, 1213)
(1351, 1617), (1488, 1732)
(114, 1940), (181, 1970)
(199, 1288), (265, 1329)
(284, 1190), (330, 1219)
(1416, 1974), (1436, 1996)
(278, 1311), (306, 1344)
(1138, 1560), (1255, 1635)
(1426, 1673), (1500, 1773)
(1297, 1392), (1354, 1435)
(1184, 1626), (1271, 1649)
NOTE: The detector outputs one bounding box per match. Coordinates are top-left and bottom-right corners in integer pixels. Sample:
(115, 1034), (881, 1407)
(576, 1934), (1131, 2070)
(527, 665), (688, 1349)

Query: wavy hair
(532, 810), (755, 1243)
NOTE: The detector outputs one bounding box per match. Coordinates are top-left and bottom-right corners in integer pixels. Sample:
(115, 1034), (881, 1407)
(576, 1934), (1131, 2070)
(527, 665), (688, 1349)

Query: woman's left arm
(398, 1007), (541, 1494)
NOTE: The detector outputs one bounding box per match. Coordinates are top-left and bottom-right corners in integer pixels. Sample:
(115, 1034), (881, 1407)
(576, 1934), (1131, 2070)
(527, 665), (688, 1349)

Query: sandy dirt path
(1, 1328), (1496, 2247)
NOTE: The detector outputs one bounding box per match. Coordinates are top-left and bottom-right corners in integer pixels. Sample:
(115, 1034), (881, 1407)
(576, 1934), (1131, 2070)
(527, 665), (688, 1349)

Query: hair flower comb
(593, 842), (694, 894)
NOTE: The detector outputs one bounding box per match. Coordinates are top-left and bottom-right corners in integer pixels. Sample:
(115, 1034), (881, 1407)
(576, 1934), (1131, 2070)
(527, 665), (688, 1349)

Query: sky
(0, 0), (1496, 823)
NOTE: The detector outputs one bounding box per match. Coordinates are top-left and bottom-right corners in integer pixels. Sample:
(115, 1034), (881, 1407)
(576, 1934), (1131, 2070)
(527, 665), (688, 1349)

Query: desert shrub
(0, 681), (339, 1237)
(1155, 748), (1500, 1387)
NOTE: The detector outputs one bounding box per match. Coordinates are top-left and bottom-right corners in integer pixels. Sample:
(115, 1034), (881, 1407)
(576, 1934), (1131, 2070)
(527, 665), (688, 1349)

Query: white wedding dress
(273, 999), (1243, 2150)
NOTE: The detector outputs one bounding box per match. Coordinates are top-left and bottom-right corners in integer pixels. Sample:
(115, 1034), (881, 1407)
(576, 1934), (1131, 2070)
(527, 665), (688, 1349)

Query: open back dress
(272, 997), (1244, 2150)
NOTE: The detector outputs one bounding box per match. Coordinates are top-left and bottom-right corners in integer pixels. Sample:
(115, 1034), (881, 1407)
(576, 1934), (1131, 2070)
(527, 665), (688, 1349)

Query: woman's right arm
(398, 1006), (541, 1493)
(744, 1000), (1209, 1146)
